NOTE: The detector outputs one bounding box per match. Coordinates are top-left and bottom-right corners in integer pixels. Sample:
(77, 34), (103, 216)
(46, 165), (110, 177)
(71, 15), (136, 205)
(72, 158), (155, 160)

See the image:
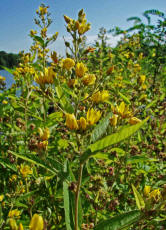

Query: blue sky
(0, 0), (165, 55)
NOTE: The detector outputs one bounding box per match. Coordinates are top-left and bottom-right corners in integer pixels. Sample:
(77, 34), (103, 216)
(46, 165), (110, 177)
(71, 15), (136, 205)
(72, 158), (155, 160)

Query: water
(0, 69), (15, 89)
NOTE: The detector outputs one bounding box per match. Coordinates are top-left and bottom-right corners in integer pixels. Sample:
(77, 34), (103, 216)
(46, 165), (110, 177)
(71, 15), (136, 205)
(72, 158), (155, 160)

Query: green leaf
(132, 184), (145, 210)
(67, 161), (83, 229)
(89, 117), (149, 153)
(81, 117), (149, 163)
(34, 36), (45, 47)
(94, 210), (141, 230)
(127, 156), (158, 164)
(93, 153), (110, 160)
(63, 160), (74, 230)
(0, 158), (17, 172)
(1, 66), (15, 75)
(118, 92), (131, 104)
(48, 112), (63, 121)
(91, 112), (112, 143)
(145, 100), (157, 110)
(17, 190), (38, 201)
(55, 86), (74, 113)
(110, 148), (126, 156)
(10, 152), (68, 182)
(14, 201), (28, 209)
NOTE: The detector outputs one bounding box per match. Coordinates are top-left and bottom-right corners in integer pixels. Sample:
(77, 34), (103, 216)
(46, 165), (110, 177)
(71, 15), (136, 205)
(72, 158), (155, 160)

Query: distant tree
(0, 51), (20, 69)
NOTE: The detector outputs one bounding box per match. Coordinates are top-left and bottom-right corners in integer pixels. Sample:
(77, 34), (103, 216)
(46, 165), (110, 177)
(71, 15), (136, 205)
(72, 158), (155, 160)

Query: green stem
(75, 163), (84, 230)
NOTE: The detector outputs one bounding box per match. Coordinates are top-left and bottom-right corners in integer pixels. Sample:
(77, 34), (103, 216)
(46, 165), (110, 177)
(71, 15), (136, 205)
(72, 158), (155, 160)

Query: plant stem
(75, 163), (84, 230)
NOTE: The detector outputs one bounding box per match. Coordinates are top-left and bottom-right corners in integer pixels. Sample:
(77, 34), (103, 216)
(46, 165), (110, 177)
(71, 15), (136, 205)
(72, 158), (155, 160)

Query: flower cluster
(65, 108), (102, 131)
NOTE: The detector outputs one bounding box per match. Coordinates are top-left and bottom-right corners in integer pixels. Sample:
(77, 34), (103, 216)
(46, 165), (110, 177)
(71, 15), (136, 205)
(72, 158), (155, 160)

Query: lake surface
(0, 69), (15, 88)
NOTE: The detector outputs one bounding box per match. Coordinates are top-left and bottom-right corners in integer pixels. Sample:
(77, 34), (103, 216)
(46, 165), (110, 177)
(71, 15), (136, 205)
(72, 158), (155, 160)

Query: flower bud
(64, 15), (72, 24)
(9, 218), (18, 230)
(29, 214), (44, 230)
(75, 62), (87, 78)
(66, 113), (78, 130)
(110, 114), (118, 127)
(78, 117), (87, 130)
(129, 117), (141, 125)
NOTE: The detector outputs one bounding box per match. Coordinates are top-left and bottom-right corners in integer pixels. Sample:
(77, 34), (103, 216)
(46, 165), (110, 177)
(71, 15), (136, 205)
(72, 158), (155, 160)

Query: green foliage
(94, 210), (141, 230)
(89, 117), (149, 153)
(131, 184), (145, 210)
(0, 5), (166, 230)
(0, 51), (20, 69)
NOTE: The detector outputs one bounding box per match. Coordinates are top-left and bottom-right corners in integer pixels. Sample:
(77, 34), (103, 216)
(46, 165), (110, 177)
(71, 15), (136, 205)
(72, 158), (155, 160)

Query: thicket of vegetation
(0, 4), (165, 230)
(0, 51), (20, 70)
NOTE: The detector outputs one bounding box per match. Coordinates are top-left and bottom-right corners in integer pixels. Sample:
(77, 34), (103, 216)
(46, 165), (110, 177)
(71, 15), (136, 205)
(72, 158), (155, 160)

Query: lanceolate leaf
(94, 210), (141, 230)
(90, 112), (112, 143)
(63, 160), (83, 229)
(132, 184), (145, 210)
(118, 92), (131, 105)
(33, 36), (45, 47)
(10, 152), (68, 181)
(145, 100), (157, 110)
(63, 161), (74, 230)
(0, 158), (17, 172)
(89, 117), (149, 153)
(80, 117), (149, 163)
(1, 66), (15, 75)
(127, 155), (158, 164)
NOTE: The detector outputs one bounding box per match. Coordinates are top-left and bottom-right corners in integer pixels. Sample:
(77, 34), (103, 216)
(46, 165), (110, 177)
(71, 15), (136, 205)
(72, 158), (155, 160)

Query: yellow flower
(8, 209), (21, 218)
(0, 195), (4, 202)
(144, 185), (151, 197)
(87, 108), (101, 126)
(139, 75), (146, 85)
(100, 90), (109, 101)
(62, 58), (75, 70)
(78, 22), (91, 35)
(129, 117), (141, 125)
(116, 102), (132, 119)
(39, 6), (47, 15)
(41, 27), (47, 38)
(2, 100), (8, 105)
(29, 214), (44, 230)
(35, 67), (56, 85)
(10, 174), (18, 182)
(91, 91), (101, 103)
(75, 62), (87, 78)
(110, 114), (118, 127)
(66, 113), (78, 130)
(82, 74), (96, 86)
(64, 15), (72, 24)
(150, 189), (161, 201)
(20, 164), (32, 178)
(91, 91), (109, 103)
(133, 63), (141, 72)
(18, 223), (24, 230)
(30, 30), (37, 36)
(141, 84), (147, 90)
(38, 127), (50, 141)
(139, 53), (143, 60)
(78, 117), (87, 130)
(9, 218), (18, 230)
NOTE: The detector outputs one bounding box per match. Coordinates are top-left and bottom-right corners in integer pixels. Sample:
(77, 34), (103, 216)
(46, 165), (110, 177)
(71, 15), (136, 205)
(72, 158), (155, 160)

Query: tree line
(0, 51), (20, 70)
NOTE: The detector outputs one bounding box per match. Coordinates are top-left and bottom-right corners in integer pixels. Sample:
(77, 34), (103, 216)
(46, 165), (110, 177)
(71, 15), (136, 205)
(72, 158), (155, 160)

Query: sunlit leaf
(94, 210), (141, 230)
(132, 184), (145, 210)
